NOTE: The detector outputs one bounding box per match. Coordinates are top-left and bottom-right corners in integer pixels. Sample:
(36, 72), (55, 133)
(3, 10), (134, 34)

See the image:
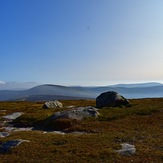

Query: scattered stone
(43, 131), (65, 135)
(65, 105), (76, 109)
(49, 106), (99, 121)
(0, 120), (8, 127)
(115, 143), (136, 156)
(3, 127), (33, 132)
(0, 139), (30, 154)
(68, 131), (88, 135)
(0, 110), (6, 112)
(43, 100), (63, 109)
(96, 91), (129, 108)
(3, 112), (24, 120)
(43, 131), (88, 135)
(0, 132), (10, 138)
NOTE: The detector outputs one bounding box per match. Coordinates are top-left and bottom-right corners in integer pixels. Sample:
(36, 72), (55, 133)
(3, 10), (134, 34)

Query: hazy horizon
(1, 1), (163, 86)
(0, 80), (163, 88)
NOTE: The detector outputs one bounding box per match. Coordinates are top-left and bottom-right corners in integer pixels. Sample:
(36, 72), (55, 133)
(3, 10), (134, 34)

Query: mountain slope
(0, 84), (93, 101)
(0, 83), (163, 101)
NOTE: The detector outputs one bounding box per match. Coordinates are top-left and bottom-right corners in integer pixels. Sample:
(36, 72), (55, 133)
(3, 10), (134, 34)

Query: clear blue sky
(1, 0), (163, 86)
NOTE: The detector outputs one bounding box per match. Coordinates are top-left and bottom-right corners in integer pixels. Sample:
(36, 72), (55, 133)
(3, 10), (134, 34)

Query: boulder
(44, 106), (99, 130)
(49, 106), (99, 121)
(96, 91), (129, 108)
(43, 100), (63, 109)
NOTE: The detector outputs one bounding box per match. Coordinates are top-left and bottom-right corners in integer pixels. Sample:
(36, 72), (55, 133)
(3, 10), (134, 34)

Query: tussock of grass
(0, 98), (163, 162)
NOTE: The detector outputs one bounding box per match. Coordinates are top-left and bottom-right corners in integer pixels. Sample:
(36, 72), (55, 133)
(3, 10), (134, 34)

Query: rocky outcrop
(49, 106), (99, 121)
(43, 106), (99, 131)
(43, 100), (63, 109)
(1, 112), (32, 138)
(96, 91), (129, 108)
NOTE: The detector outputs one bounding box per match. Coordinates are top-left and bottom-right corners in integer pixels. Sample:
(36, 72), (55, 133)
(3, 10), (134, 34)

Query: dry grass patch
(0, 98), (163, 162)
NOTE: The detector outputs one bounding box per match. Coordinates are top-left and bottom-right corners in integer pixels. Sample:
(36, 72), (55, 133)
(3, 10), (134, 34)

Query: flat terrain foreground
(0, 99), (163, 162)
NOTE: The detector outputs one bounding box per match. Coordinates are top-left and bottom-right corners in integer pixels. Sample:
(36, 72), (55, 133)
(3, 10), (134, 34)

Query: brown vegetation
(0, 98), (163, 162)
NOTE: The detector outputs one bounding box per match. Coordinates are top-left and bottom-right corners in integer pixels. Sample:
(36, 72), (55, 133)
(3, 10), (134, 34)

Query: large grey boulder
(96, 91), (129, 108)
(49, 106), (99, 121)
(43, 100), (63, 109)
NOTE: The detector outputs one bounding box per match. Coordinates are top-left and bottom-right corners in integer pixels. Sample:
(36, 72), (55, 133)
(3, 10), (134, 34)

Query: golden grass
(0, 98), (163, 162)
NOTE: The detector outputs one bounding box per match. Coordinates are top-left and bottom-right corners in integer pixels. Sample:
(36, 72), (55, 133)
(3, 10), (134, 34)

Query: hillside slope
(0, 83), (163, 101)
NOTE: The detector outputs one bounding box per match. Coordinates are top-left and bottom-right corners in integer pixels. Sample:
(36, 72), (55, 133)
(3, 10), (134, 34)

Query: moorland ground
(0, 98), (163, 162)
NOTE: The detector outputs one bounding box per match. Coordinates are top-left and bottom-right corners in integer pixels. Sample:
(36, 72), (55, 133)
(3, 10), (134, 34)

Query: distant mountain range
(109, 82), (162, 88)
(0, 82), (163, 101)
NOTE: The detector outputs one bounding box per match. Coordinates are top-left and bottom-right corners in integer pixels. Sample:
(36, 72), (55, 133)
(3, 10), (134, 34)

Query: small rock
(43, 100), (63, 109)
(0, 139), (30, 153)
(115, 143), (136, 156)
(0, 120), (8, 127)
(68, 131), (88, 135)
(0, 132), (10, 138)
(3, 112), (24, 120)
(0, 110), (6, 112)
(43, 131), (65, 135)
(65, 105), (76, 109)
(3, 127), (33, 132)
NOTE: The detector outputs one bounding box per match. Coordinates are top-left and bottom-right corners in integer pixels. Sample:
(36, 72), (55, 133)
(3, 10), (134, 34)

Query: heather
(0, 98), (163, 162)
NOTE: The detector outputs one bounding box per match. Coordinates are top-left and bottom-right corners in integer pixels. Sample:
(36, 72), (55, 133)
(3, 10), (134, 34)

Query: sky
(0, 0), (163, 86)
